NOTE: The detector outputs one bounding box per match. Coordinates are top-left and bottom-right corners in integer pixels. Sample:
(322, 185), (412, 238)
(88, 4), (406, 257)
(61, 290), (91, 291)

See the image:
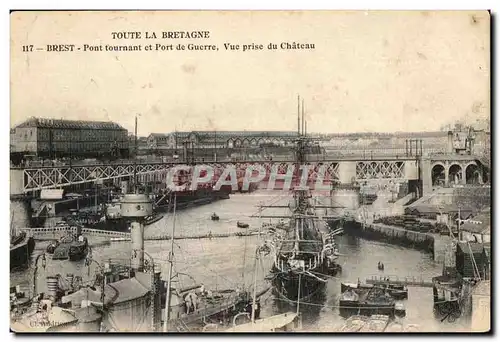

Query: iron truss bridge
(16, 157), (422, 193)
(356, 161), (405, 179)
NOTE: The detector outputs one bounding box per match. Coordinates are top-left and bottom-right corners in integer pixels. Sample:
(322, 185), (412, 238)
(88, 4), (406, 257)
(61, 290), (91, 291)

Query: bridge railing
(12, 150), (431, 170)
(18, 226), (131, 239)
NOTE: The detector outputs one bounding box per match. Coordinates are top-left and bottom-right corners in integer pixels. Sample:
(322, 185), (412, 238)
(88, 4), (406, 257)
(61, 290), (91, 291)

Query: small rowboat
(237, 221), (249, 229)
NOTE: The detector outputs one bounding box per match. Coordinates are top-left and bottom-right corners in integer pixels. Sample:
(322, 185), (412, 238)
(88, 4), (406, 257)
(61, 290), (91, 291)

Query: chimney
(447, 131), (454, 154)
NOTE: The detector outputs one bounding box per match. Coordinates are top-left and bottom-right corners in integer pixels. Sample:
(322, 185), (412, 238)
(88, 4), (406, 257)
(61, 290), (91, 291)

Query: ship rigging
(258, 95), (344, 303)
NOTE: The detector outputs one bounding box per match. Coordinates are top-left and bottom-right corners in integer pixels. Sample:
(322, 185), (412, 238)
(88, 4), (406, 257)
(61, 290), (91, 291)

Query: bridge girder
(355, 161), (405, 180)
(21, 161), (344, 193)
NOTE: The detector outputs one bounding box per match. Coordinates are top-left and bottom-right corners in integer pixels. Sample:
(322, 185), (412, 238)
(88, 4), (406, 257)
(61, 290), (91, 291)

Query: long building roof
(150, 130), (299, 139)
(14, 117), (127, 131)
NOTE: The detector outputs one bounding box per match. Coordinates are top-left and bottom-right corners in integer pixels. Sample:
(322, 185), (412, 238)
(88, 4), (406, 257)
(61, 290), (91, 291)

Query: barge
(341, 281), (408, 300)
(339, 283), (396, 318)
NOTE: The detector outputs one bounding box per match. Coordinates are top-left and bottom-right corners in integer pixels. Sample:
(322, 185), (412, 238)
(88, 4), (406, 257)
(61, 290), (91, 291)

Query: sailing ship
(260, 96), (343, 303)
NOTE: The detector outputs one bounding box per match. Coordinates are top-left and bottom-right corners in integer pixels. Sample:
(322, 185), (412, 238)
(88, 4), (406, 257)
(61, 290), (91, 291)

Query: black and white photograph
(8, 10), (491, 333)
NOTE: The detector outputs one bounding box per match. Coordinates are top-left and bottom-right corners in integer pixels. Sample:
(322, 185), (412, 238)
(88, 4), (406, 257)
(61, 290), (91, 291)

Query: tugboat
(211, 213), (220, 221)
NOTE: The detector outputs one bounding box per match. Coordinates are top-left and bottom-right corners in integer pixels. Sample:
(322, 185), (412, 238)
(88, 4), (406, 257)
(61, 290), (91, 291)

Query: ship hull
(328, 218), (360, 235)
(72, 213), (163, 232)
(78, 218), (130, 232)
(154, 189), (230, 212)
(271, 266), (327, 303)
(10, 237), (35, 270)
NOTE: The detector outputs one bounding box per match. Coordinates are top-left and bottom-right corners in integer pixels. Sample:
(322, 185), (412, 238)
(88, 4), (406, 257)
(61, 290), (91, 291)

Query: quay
(348, 220), (436, 254)
(340, 185), (490, 263)
(347, 219), (475, 264)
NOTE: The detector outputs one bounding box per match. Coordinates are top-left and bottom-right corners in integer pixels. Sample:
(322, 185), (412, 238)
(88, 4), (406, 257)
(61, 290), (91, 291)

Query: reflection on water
(10, 192), (468, 332)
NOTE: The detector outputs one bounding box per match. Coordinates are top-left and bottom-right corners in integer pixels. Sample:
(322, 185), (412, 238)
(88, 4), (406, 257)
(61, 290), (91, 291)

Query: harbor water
(10, 191), (468, 332)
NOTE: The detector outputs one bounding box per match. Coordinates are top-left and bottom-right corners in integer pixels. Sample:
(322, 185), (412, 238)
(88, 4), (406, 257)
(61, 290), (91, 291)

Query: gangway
(365, 275), (434, 288)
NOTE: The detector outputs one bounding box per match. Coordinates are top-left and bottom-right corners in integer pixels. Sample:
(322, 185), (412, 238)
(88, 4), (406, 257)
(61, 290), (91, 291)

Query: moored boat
(339, 283), (396, 318)
(341, 281), (408, 301)
(237, 221), (249, 229)
(395, 302), (406, 318)
(52, 232), (89, 261)
(144, 213), (164, 226)
(339, 287), (360, 310)
(46, 240), (59, 254)
(358, 315), (390, 332)
(387, 284), (408, 300)
(338, 315), (369, 332)
(10, 231), (35, 271)
(223, 312), (300, 332)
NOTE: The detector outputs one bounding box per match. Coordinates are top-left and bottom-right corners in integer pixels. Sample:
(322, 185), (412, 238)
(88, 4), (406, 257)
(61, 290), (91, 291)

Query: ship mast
(163, 193), (177, 332)
(294, 96), (310, 230)
(134, 114), (138, 194)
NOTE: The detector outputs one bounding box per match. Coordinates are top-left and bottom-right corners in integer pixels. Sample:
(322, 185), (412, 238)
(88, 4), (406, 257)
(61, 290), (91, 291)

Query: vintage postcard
(9, 10), (490, 333)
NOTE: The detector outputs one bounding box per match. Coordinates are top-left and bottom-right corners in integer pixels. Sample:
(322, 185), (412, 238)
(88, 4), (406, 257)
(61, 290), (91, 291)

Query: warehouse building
(10, 117), (129, 162)
(147, 131), (299, 149)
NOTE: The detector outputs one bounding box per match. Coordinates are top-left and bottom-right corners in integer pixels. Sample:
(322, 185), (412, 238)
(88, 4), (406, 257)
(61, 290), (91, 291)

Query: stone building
(10, 117), (129, 159)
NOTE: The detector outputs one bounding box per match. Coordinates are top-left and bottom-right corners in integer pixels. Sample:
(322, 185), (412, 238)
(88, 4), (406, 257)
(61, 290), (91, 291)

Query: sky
(10, 11), (490, 136)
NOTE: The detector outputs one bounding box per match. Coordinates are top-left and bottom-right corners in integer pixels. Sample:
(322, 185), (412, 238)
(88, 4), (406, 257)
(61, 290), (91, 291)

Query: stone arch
(448, 163), (462, 185)
(233, 138), (242, 148)
(465, 162), (481, 184)
(431, 163), (446, 186)
(250, 138), (258, 146)
(226, 138), (234, 148)
(242, 138), (250, 147)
